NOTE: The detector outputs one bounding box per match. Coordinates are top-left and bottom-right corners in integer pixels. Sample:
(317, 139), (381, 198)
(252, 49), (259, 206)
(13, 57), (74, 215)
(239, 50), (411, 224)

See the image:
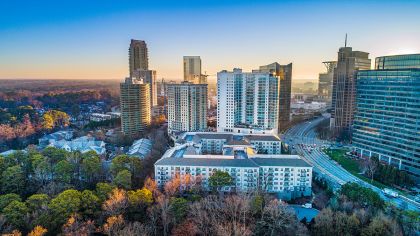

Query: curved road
(283, 114), (420, 212)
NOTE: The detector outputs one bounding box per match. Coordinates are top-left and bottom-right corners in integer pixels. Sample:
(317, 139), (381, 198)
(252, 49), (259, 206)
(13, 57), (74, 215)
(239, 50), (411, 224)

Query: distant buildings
(318, 61), (336, 103)
(48, 136), (106, 155)
(330, 47), (371, 136)
(183, 56), (207, 84)
(217, 68), (279, 135)
(127, 138), (153, 159)
(132, 69), (158, 107)
(352, 54), (420, 183)
(90, 113), (112, 122)
(257, 62), (293, 133)
(120, 77), (151, 136)
(167, 82), (207, 134)
(155, 132), (312, 199)
(38, 130), (74, 148)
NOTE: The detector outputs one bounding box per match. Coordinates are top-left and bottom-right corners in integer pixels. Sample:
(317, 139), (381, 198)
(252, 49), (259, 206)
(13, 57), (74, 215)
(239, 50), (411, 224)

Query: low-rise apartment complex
(155, 132), (312, 199)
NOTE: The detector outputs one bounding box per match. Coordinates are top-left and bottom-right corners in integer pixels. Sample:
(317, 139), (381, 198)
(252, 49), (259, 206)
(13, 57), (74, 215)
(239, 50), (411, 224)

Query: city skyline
(1, 0), (420, 81)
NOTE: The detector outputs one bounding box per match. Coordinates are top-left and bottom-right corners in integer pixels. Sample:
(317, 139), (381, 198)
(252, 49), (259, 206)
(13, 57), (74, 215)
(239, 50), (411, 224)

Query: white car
(302, 203), (312, 209)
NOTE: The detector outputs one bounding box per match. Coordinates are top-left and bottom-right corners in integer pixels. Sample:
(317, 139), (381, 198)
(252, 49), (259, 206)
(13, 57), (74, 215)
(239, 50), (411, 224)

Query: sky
(0, 0), (420, 81)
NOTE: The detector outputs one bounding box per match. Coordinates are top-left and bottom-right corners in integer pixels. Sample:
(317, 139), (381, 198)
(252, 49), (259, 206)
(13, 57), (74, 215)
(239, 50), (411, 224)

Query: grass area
(324, 148), (389, 190)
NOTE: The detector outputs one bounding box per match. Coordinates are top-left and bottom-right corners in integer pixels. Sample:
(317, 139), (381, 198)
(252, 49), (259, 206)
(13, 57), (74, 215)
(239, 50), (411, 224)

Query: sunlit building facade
(330, 47), (371, 136)
(167, 82), (208, 134)
(120, 77), (151, 136)
(217, 68), (279, 134)
(352, 54), (420, 183)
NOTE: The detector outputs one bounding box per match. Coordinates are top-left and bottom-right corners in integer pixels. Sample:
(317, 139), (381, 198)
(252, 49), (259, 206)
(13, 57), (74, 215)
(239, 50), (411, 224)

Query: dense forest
(0, 145), (418, 235)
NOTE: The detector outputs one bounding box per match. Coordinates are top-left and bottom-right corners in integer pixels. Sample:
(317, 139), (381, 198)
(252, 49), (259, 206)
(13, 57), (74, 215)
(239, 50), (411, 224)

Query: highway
(282, 114), (420, 212)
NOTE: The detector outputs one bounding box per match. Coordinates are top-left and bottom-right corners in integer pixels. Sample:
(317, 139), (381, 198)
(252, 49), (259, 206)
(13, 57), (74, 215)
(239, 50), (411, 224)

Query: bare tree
(103, 189), (128, 216)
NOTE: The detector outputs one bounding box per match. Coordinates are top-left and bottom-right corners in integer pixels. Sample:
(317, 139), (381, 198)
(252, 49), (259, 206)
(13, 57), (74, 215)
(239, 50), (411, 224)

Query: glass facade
(375, 54), (420, 70)
(353, 54), (420, 183)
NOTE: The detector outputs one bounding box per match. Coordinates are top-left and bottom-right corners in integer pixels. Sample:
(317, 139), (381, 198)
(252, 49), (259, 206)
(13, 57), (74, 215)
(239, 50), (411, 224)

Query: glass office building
(352, 54), (420, 183)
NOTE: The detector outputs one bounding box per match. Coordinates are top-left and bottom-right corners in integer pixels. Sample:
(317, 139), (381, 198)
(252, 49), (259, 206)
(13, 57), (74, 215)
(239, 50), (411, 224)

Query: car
(302, 203), (312, 208)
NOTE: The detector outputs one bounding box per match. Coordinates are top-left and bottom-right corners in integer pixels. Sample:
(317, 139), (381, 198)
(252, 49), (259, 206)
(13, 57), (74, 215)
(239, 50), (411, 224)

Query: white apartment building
(217, 68), (279, 135)
(90, 113), (112, 122)
(167, 82), (207, 134)
(155, 132), (312, 199)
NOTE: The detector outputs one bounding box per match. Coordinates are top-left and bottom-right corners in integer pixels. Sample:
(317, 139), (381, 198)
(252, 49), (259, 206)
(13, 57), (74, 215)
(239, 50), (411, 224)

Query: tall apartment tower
(217, 68), (279, 134)
(167, 82), (208, 134)
(183, 56), (206, 84)
(129, 39), (148, 76)
(318, 61), (337, 103)
(330, 47), (371, 137)
(120, 77), (151, 137)
(129, 39), (157, 107)
(132, 69), (157, 107)
(258, 62), (292, 133)
(353, 54), (420, 183)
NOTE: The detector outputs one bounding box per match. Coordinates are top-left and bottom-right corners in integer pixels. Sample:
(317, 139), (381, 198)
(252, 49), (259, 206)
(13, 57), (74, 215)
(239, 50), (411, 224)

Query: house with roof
(126, 138), (153, 158)
(38, 130), (74, 148)
(48, 136), (106, 155)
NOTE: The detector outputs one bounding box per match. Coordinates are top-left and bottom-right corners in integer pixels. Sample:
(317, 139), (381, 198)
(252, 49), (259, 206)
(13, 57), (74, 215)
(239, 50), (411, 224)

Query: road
(282, 114), (420, 212)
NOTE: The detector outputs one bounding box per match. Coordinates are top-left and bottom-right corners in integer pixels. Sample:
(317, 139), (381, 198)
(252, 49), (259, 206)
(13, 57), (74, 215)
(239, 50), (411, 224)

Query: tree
(362, 214), (402, 236)
(128, 188), (153, 206)
(1, 165), (25, 194)
(25, 194), (50, 212)
(62, 214), (95, 236)
(110, 155), (131, 176)
(364, 156), (379, 182)
(340, 183), (384, 209)
(209, 170), (233, 192)
(80, 190), (100, 218)
(254, 199), (299, 236)
(0, 193), (21, 211)
(28, 226), (48, 236)
(113, 170), (132, 189)
(96, 182), (115, 202)
(3, 200), (29, 230)
(42, 147), (67, 165)
(102, 188), (128, 216)
(49, 189), (82, 232)
(170, 198), (188, 224)
(54, 160), (74, 184)
(80, 151), (101, 185)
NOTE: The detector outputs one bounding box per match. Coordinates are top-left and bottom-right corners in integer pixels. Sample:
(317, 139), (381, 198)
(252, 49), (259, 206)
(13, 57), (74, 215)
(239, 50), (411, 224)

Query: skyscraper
(183, 56), (206, 84)
(318, 61), (336, 103)
(217, 68), (279, 134)
(129, 39), (148, 76)
(132, 69), (157, 107)
(120, 77), (151, 137)
(129, 39), (157, 108)
(258, 62), (292, 133)
(330, 47), (371, 137)
(167, 82), (207, 134)
(353, 54), (420, 183)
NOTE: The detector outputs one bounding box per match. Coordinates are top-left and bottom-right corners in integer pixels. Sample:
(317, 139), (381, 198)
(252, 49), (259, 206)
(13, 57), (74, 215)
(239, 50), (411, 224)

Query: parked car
(302, 203), (312, 209)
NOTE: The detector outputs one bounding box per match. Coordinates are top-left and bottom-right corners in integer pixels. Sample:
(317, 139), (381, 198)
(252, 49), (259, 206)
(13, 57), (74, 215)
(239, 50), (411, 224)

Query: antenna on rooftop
(345, 33), (347, 47)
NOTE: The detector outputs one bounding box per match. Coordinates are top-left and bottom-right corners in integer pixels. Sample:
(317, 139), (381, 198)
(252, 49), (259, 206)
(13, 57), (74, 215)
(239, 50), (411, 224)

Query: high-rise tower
(330, 47), (371, 137)
(167, 82), (208, 134)
(258, 62), (292, 133)
(217, 68), (279, 134)
(129, 39), (148, 77)
(120, 77), (151, 137)
(183, 56), (206, 84)
(318, 61), (336, 103)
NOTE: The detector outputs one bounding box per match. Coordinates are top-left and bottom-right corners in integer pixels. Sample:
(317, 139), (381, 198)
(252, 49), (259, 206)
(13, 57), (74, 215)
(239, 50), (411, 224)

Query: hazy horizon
(1, 0), (419, 81)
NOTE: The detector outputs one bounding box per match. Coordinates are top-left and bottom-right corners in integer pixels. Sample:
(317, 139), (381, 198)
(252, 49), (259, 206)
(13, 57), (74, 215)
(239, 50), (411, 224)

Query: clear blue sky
(1, 0), (419, 81)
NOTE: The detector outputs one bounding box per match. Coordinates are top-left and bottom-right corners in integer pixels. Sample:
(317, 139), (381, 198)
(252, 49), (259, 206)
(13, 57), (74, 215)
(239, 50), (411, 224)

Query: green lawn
(324, 148), (389, 190)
